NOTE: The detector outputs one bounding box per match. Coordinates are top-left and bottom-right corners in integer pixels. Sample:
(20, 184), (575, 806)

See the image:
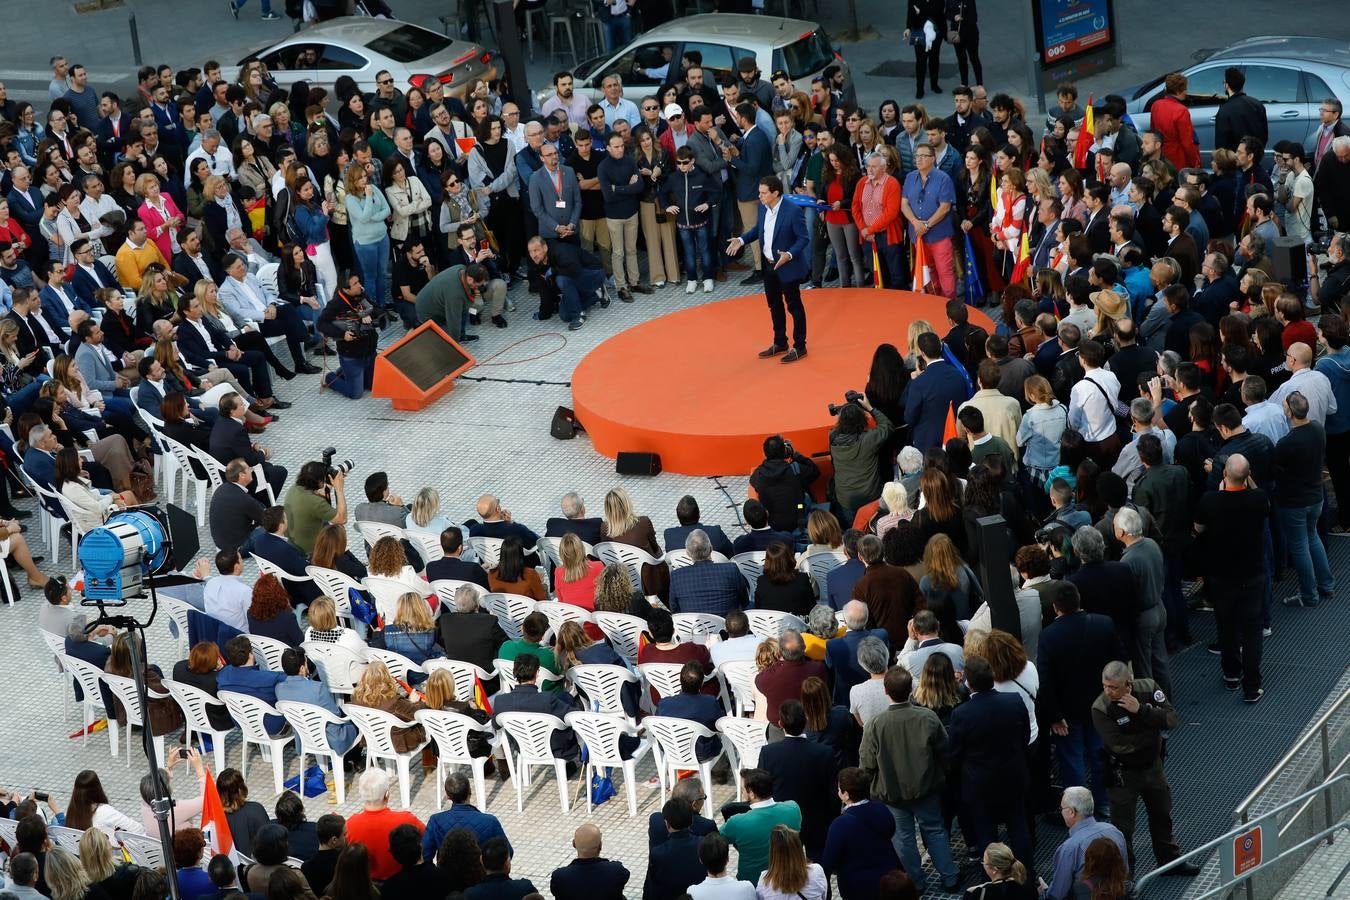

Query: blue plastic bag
(283, 764), (328, 798)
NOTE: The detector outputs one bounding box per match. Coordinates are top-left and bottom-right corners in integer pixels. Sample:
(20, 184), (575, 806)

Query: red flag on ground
(942, 401), (959, 444)
(200, 769), (238, 863)
(1073, 95), (1095, 171)
(473, 675), (493, 716)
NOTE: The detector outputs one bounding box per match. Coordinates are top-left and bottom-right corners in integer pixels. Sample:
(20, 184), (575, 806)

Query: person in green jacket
(414, 263), (488, 341)
(829, 394), (894, 522)
(720, 768), (802, 885)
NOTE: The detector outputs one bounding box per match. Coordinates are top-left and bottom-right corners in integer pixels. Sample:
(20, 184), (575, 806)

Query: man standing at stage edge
(727, 175), (810, 364)
(901, 144), (957, 298)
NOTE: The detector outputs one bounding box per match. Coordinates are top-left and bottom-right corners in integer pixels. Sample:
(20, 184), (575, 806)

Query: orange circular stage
(572, 288), (994, 476)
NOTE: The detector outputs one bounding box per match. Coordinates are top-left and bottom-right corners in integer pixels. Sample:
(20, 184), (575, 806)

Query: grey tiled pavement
(2, 268), (1349, 899)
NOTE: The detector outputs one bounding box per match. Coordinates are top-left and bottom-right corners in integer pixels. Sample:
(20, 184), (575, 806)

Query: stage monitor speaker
(551, 406), (584, 440)
(372, 321), (477, 411)
(616, 452), (662, 476)
(1271, 236), (1308, 286)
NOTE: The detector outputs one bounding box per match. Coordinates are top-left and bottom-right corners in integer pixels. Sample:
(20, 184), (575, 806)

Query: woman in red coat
(135, 173), (185, 265)
(1150, 73), (1202, 170)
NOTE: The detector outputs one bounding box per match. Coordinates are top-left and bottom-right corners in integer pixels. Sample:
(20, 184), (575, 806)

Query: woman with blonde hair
(78, 827), (139, 900)
(421, 668), (492, 759)
(381, 591), (444, 676)
(905, 319), (935, 370)
(968, 841), (1034, 899)
(756, 825), (826, 900)
(1017, 375), (1067, 493)
(919, 532), (980, 620)
(555, 532), (604, 614)
(45, 847), (99, 900)
(405, 486), (454, 535)
(963, 627), (990, 663)
(873, 481), (913, 538)
(303, 595), (368, 656)
(751, 637), (782, 721)
(350, 660), (427, 751)
(194, 278), (291, 380)
(600, 487), (668, 599)
(801, 509), (843, 558)
(134, 172), (184, 264)
(134, 268), (179, 332)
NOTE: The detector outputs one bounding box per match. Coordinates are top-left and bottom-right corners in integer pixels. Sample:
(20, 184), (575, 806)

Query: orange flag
(1073, 95), (1094, 171)
(455, 137), (478, 156)
(912, 238), (930, 293)
(942, 401), (959, 445)
(200, 769), (238, 862)
(872, 240), (884, 288)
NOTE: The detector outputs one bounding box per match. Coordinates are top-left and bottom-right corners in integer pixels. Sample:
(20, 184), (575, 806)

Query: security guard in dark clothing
(1090, 661), (1201, 876)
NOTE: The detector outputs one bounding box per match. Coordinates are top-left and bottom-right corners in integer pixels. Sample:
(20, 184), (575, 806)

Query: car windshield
(366, 24), (453, 63)
(775, 30), (834, 80)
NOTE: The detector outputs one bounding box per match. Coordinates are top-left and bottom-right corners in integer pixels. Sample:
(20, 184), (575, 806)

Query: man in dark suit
(669, 529), (747, 616)
(68, 239), (119, 309)
(178, 292), (276, 403)
(729, 499), (794, 555)
(250, 507), (320, 605)
(1067, 528), (1139, 650)
(1193, 253), (1241, 326)
(22, 422), (112, 491)
(40, 263), (92, 327)
(662, 494), (734, 557)
(1083, 184), (1112, 255)
(644, 799), (710, 900)
(728, 173), (810, 360)
(6, 288), (62, 370)
(95, 94), (134, 168)
(904, 331), (970, 452)
(824, 600), (889, 706)
(7, 166), (46, 241)
(947, 655), (1033, 865)
(1161, 285), (1205, 360)
(1037, 582), (1126, 816)
(465, 838), (536, 900)
(438, 587), (509, 680)
(549, 825), (629, 900)
(209, 393), (287, 499)
(647, 779), (718, 847)
(1214, 67), (1268, 151)
(208, 459), (266, 553)
(655, 662), (723, 760)
(826, 531), (866, 610)
(543, 491), (604, 545)
(1161, 207), (1199, 285)
(492, 653), (581, 760)
(758, 699), (838, 858)
(64, 619), (114, 707)
(727, 102), (774, 288)
(173, 230), (224, 287)
(424, 527), (490, 587)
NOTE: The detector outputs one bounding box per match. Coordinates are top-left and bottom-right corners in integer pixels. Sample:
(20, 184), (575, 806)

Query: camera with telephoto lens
(321, 447), (354, 479)
(828, 390), (865, 416)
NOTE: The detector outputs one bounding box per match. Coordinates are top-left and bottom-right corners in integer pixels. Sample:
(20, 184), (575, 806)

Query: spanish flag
(872, 241), (884, 288)
(1073, 95), (1094, 171)
(912, 237), (930, 293)
(473, 675), (493, 716)
(68, 719), (108, 739)
(1009, 231), (1033, 287)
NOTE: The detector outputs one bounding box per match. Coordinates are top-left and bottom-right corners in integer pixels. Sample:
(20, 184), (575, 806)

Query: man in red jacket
(852, 153), (907, 288)
(1150, 73), (1201, 171)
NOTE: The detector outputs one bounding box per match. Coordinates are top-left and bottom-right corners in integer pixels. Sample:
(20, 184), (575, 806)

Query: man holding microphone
(727, 175), (810, 363)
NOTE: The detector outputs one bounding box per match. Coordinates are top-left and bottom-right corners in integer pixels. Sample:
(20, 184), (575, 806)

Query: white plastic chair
(39, 628), (71, 722)
(162, 679), (235, 773)
(0, 542), (18, 606)
(745, 609), (807, 641)
(18, 467), (62, 560)
(248, 635), (291, 672)
(643, 715), (725, 818)
(431, 579), (488, 611)
(366, 648), (425, 686)
(536, 599), (592, 636)
(355, 520), (404, 551)
(720, 659), (759, 717)
(638, 662), (686, 702)
(402, 529), (445, 564)
(672, 613), (726, 642)
(159, 436), (213, 525)
(716, 716), (770, 801)
(732, 551), (766, 595)
(61, 654), (117, 755)
(100, 673), (169, 769)
(494, 711), (571, 813)
(416, 709), (497, 810)
(570, 663), (641, 723)
(798, 550), (846, 598)
(493, 658), (562, 693)
(483, 592), (537, 640)
(363, 575), (422, 624)
(422, 658), (492, 706)
(592, 611), (648, 666)
(133, 407), (177, 503)
(159, 595), (196, 660)
(0, 817), (20, 853)
(46, 488), (86, 565)
(305, 566), (364, 624)
(465, 536), (504, 569)
(565, 710), (649, 816)
(594, 541), (666, 596)
(666, 549), (728, 569)
(341, 703), (429, 810)
(219, 691), (291, 795)
(49, 825), (85, 855)
(255, 557), (316, 598)
(116, 830), (165, 869)
(301, 640), (365, 696)
(276, 700), (360, 806)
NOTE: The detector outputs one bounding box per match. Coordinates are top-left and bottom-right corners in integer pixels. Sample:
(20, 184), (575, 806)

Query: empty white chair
(494, 711), (570, 813)
(716, 716), (770, 801)
(158, 595), (196, 660)
(158, 436), (213, 525)
(720, 659), (759, 717)
(594, 541), (665, 596)
(49, 825), (85, 855)
(672, 613), (726, 642)
(431, 579), (488, 610)
(366, 648), (424, 686)
(402, 529), (445, 564)
(61, 654), (117, 755)
(302, 641), (366, 696)
(732, 551), (766, 595)
(219, 691), (291, 796)
(248, 635), (290, 672)
(422, 659), (492, 706)
(745, 609), (806, 641)
(416, 709), (497, 810)
(341, 703), (429, 810)
(162, 679), (235, 773)
(116, 830), (165, 869)
(483, 593), (537, 640)
(592, 611), (648, 666)
(566, 711), (649, 816)
(798, 550), (846, 598)
(100, 673), (169, 768)
(643, 715), (725, 818)
(276, 700), (358, 806)
(569, 664), (640, 723)
(465, 536), (504, 569)
(638, 662), (686, 702)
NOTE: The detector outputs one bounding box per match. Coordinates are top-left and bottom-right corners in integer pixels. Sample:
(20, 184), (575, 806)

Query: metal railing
(1137, 776), (1350, 899)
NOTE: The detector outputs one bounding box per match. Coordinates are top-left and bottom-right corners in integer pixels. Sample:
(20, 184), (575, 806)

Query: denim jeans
(325, 354), (373, 399)
(558, 269), (605, 323)
(1054, 718), (1109, 815)
(1277, 502), (1334, 604)
(677, 225), (713, 281)
(887, 792), (957, 889)
(353, 235), (390, 307)
(603, 13), (632, 52)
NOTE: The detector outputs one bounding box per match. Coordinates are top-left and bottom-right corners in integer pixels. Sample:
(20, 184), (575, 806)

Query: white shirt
(81, 193), (122, 240)
(47, 283), (78, 317)
(1068, 368), (1122, 442)
(184, 145), (235, 187)
(78, 262), (113, 289)
(203, 574), (252, 632)
(761, 197), (782, 262)
(145, 377), (167, 398)
(186, 317), (220, 352)
(31, 311), (61, 344)
(1270, 367), (1337, 429)
(504, 122), (527, 152)
(1242, 400), (1290, 443)
(709, 633), (760, 669)
(184, 252), (214, 283)
(689, 875), (757, 900)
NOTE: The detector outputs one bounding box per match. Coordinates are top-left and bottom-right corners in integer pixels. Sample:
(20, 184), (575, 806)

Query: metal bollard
(129, 12), (143, 66)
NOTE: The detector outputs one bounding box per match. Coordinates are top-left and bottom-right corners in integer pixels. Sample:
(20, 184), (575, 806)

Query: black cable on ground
(709, 475), (749, 534)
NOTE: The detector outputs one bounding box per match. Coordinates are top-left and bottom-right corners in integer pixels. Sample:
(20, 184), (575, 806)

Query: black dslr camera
(321, 447), (355, 478)
(828, 390), (865, 416)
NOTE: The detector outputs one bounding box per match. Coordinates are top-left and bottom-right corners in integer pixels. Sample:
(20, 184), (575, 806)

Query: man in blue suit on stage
(727, 175), (810, 364)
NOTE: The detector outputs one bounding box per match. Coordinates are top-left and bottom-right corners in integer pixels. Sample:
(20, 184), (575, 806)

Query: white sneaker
(686, 280), (697, 293)
(703, 279), (714, 292)
(653, 280), (665, 288)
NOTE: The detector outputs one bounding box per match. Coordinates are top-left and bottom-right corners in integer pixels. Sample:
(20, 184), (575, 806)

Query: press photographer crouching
(317, 272), (381, 399)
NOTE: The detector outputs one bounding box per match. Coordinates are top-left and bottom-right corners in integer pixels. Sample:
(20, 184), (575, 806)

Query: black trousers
(1109, 760), (1183, 868)
(213, 349), (273, 399)
(914, 35), (944, 93)
(952, 28), (983, 86)
(1210, 573), (1264, 696)
(1327, 430), (1350, 528)
(257, 304), (311, 369)
(764, 265), (806, 351)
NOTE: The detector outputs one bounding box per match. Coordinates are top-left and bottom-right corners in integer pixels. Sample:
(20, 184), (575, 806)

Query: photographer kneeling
(828, 392), (894, 527)
(317, 272), (380, 399)
(283, 461), (348, 558)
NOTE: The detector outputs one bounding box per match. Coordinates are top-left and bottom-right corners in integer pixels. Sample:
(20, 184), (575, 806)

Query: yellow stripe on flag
(873, 241), (883, 289)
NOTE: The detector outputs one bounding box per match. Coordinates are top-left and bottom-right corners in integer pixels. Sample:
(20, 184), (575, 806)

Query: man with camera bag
(750, 435), (820, 538)
(284, 460), (348, 557)
(318, 272), (380, 399)
(415, 263), (488, 342)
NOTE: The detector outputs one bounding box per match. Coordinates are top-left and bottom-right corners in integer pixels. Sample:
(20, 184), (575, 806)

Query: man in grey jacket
(529, 143), (582, 244)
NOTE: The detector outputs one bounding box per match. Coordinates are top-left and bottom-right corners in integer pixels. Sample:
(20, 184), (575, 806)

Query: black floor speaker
(616, 452), (662, 476)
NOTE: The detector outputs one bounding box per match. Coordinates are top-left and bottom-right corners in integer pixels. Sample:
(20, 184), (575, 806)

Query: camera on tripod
(321, 447), (354, 479)
(828, 390), (865, 416)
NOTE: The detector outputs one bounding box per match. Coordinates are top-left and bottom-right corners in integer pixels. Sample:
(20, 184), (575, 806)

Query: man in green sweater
(719, 768), (801, 884)
(414, 263), (487, 341)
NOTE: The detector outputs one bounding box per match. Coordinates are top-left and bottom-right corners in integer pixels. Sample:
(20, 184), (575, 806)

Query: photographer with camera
(828, 391), (894, 527)
(317, 272), (380, 400)
(749, 435), (820, 539)
(283, 460), (348, 557)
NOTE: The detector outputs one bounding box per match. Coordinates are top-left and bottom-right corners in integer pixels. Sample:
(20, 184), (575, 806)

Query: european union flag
(962, 234), (985, 306)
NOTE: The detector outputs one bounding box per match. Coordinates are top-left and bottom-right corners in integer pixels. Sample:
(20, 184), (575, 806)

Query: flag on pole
(942, 401), (960, 445)
(989, 168), (998, 213)
(940, 343), (974, 398)
(473, 675), (493, 716)
(962, 234), (985, 305)
(200, 769), (238, 863)
(911, 237), (930, 293)
(1009, 231), (1033, 287)
(1073, 95), (1094, 171)
(872, 239), (884, 288)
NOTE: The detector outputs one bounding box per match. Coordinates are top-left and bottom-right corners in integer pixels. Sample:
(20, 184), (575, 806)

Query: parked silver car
(225, 17), (497, 101)
(1122, 36), (1350, 157)
(547, 14), (847, 110)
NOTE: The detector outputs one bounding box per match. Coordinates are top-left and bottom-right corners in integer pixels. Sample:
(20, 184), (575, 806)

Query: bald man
(1270, 342), (1338, 428)
(824, 599), (891, 705)
(549, 825), (630, 900)
(466, 493), (541, 561)
(1108, 162), (1134, 209)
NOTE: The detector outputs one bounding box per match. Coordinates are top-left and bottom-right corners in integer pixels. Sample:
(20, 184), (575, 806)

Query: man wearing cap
(737, 58), (774, 110)
(658, 105), (694, 157)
